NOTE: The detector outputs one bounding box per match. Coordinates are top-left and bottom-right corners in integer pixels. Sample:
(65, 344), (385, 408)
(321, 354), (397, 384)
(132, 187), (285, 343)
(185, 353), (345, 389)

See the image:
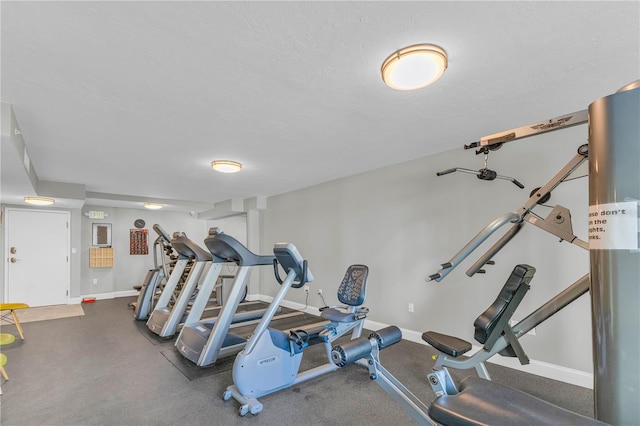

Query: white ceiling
(1, 1), (638, 213)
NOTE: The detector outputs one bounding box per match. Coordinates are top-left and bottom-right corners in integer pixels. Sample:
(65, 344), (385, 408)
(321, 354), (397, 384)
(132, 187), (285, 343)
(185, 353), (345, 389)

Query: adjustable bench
(423, 264), (535, 380)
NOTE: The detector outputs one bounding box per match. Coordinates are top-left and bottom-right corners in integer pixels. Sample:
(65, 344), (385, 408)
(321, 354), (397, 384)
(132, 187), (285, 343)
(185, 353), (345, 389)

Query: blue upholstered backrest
(337, 264), (368, 307)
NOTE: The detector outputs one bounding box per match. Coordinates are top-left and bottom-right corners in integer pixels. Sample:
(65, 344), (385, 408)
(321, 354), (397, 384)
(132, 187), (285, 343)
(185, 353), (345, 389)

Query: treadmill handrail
(171, 232), (213, 262)
(204, 229), (275, 266)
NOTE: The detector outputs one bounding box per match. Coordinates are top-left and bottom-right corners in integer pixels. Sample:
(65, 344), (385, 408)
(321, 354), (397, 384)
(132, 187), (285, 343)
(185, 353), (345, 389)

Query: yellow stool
(0, 303), (29, 339)
(0, 353), (8, 395)
(0, 333), (15, 346)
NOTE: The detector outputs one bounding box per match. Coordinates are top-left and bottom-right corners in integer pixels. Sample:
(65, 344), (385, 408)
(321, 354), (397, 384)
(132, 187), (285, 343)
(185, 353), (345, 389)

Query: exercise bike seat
(320, 265), (369, 322)
(429, 376), (607, 426)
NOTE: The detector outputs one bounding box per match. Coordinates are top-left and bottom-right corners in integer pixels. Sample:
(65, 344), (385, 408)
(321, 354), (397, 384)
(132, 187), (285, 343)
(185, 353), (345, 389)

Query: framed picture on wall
(92, 223), (112, 247)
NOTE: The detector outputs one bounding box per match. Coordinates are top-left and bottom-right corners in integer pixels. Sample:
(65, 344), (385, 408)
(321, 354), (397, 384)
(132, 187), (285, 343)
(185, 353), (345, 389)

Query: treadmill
(175, 228), (303, 367)
(147, 232), (213, 337)
(133, 224), (174, 320)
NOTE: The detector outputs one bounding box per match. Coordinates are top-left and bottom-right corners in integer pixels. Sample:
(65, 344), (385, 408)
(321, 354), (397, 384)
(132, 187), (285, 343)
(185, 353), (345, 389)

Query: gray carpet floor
(0, 297), (594, 425)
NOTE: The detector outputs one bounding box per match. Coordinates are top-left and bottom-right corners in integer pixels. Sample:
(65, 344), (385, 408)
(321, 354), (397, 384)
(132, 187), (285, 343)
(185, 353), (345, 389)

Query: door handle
(10, 257), (19, 263)
(10, 247), (17, 254)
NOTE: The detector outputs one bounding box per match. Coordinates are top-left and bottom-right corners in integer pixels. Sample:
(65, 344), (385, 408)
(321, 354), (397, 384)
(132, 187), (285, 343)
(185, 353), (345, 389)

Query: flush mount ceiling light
(381, 44), (448, 91)
(144, 202), (163, 210)
(24, 196), (55, 206)
(211, 160), (242, 173)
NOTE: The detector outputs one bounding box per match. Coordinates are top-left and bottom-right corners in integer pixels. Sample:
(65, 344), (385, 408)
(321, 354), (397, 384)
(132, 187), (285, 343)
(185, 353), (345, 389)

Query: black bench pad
(422, 331), (472, 357)
(429, 377), (608, 426)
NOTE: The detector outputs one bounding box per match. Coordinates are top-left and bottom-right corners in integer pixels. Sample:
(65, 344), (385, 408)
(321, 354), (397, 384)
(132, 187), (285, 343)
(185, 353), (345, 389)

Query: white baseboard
(264, 298), (594, 389)
(76, 289), (593, 389)
(363, 318), (593, 389)
(71, 289), (138, 304)
(245, 292), (261, 302)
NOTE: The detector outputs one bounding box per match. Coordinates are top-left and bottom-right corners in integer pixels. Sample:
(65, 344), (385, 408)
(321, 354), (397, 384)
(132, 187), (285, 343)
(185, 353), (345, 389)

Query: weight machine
(334, 81), (639, 424)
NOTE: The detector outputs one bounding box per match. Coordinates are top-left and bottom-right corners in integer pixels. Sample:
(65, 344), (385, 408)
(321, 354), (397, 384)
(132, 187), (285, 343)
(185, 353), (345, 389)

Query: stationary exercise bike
(223, 242), (369, 416)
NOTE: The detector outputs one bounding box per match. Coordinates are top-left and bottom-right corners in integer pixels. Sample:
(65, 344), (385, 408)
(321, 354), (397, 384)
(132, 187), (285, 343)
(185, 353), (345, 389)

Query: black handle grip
(513, 179), (525, 189)
(427, 273), (441, 281)
(273, 259), (284, 284)
(436, 168), (457, 176)
(273, 258), (309, 288)
(464, 142), (480, 150)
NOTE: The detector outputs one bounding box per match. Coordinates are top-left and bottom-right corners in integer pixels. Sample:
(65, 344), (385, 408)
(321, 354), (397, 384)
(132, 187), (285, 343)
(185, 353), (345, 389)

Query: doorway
(4, 208), (70, 306)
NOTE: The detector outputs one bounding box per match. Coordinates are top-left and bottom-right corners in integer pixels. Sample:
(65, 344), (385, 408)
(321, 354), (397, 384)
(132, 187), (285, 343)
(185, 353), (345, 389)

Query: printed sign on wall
(588, 201), (638, 250)
(130, 229), (149, 255)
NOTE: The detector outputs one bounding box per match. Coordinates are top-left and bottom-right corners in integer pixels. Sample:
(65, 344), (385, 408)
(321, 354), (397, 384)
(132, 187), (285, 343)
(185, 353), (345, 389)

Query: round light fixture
(211, 160), (242, 173)
(143, 202), (163, 210)
(381, 44), (448, 91)
(24, 196), (55, 206)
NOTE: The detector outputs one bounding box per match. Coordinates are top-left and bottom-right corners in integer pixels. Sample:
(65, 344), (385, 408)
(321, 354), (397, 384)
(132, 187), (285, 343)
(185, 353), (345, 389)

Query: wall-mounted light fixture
(381, 44), (448, 91)
(211, 160), (242, 173)
(24, 196), (55, 206)
(144, 202), (163, 210)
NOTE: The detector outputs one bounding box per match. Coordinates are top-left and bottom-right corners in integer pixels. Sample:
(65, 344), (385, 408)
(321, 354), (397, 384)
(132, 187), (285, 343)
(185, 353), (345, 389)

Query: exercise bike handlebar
(242, 242), (312, 355)
(426, 212), (523, 282)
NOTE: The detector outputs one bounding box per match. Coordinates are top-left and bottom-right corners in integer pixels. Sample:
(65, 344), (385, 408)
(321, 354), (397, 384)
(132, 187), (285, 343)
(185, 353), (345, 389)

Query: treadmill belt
(160, 348), (236, 381)
(159, 307), (326, 381)
(135, 301), (277, 345)
(228, 310), (327, 341)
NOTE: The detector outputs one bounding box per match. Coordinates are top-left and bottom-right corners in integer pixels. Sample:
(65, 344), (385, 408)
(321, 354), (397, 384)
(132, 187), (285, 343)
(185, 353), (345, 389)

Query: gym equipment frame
(224, 243), (370, 416)
(340, 81), (638, 424)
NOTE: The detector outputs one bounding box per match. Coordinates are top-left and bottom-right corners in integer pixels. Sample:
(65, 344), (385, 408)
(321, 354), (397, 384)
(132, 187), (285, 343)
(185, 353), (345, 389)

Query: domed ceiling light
(24, 196), (55, 206)
(211, 160), (242, 173)
(381, 44), (448, 91)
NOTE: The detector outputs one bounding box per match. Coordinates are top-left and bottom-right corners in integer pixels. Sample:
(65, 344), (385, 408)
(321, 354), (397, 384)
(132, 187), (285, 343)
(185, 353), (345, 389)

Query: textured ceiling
(1, 1), (639, 212)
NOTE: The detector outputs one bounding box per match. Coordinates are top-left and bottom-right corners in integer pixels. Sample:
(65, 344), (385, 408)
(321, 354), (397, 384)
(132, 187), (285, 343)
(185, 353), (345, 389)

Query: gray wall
(78, 207), (249, 297)
(260, 125), (591, 374)
(1, 203), (251, 302)
(80, 206), (210, 296)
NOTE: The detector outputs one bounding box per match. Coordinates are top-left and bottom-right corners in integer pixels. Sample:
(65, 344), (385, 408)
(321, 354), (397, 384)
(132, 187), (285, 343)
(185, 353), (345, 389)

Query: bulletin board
(130, 229), (149, 255)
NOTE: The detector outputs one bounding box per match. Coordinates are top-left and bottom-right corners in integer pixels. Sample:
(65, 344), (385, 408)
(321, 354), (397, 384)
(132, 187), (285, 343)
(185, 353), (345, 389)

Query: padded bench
(429, 376), (607, 426)
(423, 264), (535, 366)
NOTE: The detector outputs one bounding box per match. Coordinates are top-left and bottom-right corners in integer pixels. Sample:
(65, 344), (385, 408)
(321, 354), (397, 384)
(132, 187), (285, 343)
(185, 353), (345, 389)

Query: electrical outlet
(317, 289), (323, 295)
(92, 278), (98, 285)
(408, 303), (414, 313)
(509, 320), (535, 336)
(304, 285), (310, 293)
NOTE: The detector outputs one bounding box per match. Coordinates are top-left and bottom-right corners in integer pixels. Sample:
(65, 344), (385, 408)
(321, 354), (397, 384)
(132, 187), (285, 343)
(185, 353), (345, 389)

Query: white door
(5, 208), (70, 307)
